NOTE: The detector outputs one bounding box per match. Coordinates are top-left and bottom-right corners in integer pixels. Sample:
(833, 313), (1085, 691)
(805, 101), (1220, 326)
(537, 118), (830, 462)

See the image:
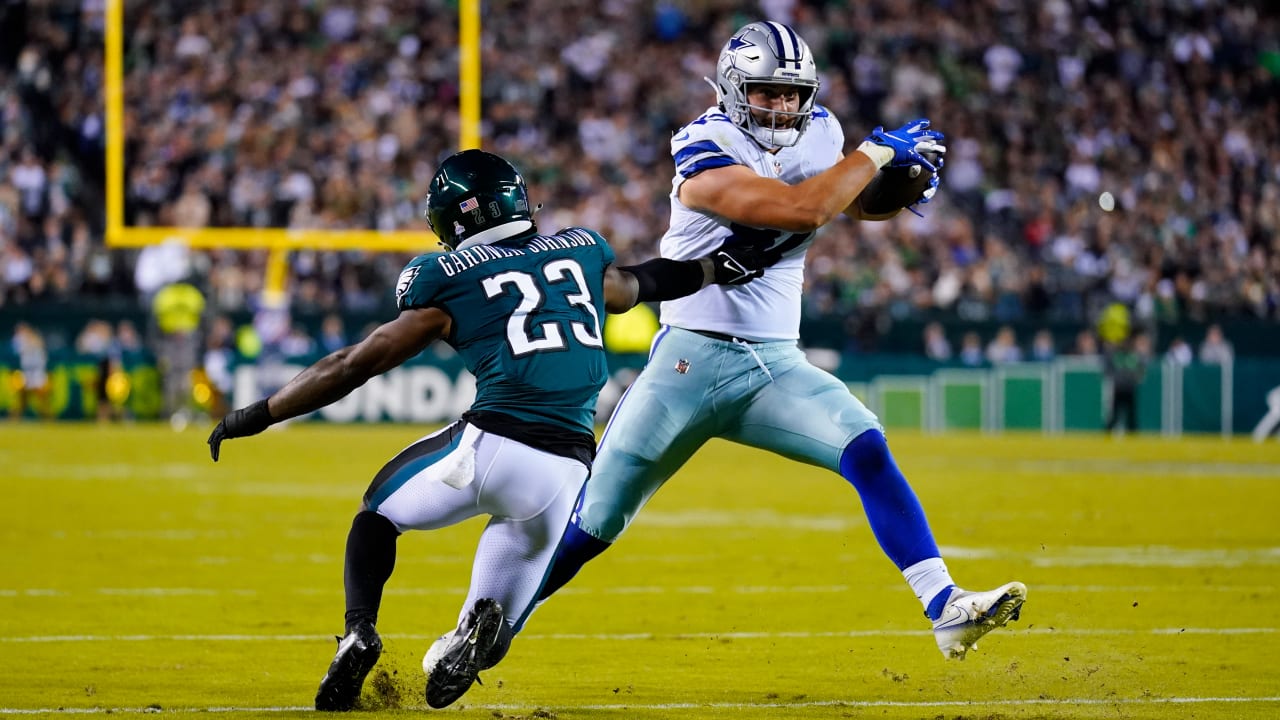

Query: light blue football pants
(577, 326), (883, 542)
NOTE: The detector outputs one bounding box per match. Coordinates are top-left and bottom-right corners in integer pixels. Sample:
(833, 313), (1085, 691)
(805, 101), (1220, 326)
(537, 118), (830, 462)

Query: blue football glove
(904, 161), (944, 217)
(863, 118), (947, 171)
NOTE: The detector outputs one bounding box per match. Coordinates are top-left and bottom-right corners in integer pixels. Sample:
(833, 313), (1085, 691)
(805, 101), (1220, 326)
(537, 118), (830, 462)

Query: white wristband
(855, 141), (895, 169)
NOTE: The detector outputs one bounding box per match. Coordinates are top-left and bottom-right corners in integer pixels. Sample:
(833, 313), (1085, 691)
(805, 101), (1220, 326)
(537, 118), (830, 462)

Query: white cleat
(932, 581), (1027, 660)
(422, 629), (456, 675)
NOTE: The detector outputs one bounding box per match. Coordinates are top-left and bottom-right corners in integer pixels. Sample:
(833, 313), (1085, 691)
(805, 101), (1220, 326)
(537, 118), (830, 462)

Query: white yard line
(2, 582), (1276, 599)
(1, 627), (1275, 643)
(2, 696), (1279, 714)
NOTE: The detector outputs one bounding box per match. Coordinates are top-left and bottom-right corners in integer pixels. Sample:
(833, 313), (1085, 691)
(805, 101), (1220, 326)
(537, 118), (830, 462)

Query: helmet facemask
(711, 21), (820, 149)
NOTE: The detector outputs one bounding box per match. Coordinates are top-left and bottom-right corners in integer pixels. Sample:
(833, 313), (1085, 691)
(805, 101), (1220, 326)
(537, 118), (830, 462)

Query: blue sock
(838, 430), (941, 570)
(536, 521), (611, 602)
(925, 586), (957, 621)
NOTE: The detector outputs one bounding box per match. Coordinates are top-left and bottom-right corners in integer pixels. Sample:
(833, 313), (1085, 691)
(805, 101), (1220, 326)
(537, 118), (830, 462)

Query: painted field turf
(2, 425), (1278, 719)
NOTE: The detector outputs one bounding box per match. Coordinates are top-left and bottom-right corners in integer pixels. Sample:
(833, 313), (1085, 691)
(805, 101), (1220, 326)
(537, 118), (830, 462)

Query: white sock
(902, 557), (956, 613)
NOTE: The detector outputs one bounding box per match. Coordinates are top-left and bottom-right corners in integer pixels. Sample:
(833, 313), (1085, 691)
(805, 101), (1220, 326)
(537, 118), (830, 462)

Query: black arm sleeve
(620, 258), (706, 302)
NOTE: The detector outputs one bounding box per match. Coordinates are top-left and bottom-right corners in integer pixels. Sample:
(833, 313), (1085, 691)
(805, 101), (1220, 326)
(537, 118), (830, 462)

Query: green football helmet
(423, 149), (535, 250)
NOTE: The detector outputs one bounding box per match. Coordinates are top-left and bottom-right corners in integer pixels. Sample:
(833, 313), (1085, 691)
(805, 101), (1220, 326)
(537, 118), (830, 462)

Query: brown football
(855, 161), (936, 220)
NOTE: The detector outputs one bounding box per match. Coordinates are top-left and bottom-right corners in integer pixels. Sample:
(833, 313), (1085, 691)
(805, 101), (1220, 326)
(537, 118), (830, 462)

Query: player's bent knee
(839, 428), (893, 478)
(577, 500), (631, 543)
(536, 523), (613, 603)
(352, 509), (401, 536)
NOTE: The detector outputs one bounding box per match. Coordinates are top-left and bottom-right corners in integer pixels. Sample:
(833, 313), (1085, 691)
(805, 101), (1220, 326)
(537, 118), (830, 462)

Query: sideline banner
(0, 352), (162, 420)
(6, 349), (1275, 437)
(0, 348), (638, 425)
(231, 351), (641, 425)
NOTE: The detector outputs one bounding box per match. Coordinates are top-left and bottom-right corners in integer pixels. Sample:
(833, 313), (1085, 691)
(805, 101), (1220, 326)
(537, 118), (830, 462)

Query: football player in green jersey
(207, 149), (776, 711)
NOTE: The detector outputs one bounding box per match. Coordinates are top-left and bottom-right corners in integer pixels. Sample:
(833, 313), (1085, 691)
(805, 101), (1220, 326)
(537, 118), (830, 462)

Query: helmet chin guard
(712, 21), (820, 148)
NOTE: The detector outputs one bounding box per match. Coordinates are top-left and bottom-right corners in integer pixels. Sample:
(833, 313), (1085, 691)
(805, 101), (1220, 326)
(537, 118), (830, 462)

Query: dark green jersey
(395, 228), (616, 436)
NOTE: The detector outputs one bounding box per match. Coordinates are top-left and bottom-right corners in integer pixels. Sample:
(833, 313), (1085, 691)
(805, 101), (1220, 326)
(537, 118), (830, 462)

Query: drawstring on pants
(734, 338), (773, 382)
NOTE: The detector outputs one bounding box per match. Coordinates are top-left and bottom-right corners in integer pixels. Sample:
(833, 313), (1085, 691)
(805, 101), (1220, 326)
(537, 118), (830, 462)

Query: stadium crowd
(2, 0), (1279, 351)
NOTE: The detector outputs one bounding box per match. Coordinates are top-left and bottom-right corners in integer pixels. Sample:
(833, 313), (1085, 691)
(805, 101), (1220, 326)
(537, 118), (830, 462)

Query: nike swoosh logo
(934, 603), (974, 629)
(674, 131), (690, 141)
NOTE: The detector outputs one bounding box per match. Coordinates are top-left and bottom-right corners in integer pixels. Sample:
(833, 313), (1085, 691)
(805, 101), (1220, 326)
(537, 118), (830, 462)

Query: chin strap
(702, 76), (723, 105)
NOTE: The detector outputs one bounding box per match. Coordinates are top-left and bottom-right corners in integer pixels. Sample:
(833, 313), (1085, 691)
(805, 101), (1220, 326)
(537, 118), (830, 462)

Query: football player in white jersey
(537, 20), (1027, 661)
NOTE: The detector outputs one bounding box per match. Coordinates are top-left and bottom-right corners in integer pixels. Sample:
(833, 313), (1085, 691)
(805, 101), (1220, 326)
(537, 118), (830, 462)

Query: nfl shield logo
(459, 197), (480, 213)
(674, 359), (691, 374)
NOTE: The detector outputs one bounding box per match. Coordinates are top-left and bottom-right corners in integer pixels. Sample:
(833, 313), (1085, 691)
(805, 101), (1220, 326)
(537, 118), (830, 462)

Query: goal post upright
(460, 0), (482, 152)
(104, 0), (125, 245)
(103, 0), (483, 300)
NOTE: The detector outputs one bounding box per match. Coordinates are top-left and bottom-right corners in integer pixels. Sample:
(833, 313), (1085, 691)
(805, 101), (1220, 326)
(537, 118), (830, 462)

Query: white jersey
(659, 105), (844, 341)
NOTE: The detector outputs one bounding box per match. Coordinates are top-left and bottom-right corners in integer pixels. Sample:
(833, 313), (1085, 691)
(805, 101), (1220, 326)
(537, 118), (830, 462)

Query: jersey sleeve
(395, 253), (447, 311)
(810, 104), (845, 157)
(670, 110), (746, 183)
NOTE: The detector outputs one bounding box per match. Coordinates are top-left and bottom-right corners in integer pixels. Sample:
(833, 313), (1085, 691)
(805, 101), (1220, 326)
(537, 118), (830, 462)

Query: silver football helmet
(710, 21), (820, 148)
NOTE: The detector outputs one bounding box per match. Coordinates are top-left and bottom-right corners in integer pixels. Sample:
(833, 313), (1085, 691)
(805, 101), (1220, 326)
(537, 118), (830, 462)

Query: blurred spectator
(1104, 332), (1152, 435)
(151, 279), (206, 423)
(1165, 336), (1194, 366)
(280, 322), (317, 358)
(1071, 330), (1101, 359)
(76, 319), (123, 422)
(202, 315), (235, 420)
(10, 147), (47, 219)
(1096, 302), (1131, 348)
(0, 0), (1276, 344)
(318, 313), (347, 355)
(10, 322), (50, 420)
(116, 320), (144, 359)
(1029, 330), (1056, 362)
(958, 331), (983, 367)
(1198, 324), (1235, 365)
(985, 326), (1023, 364)
(922, 321), (951, 361)
(252, 300), (292, 398)
(134, 239), (193, 303)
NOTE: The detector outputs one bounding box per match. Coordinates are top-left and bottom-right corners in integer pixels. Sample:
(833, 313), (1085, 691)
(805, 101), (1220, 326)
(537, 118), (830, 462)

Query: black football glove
(709, 243), (783, 285)
(207, 399), (274, 461)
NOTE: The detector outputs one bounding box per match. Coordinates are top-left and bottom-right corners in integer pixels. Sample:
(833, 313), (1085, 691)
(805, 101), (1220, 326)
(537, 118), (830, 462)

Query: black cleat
(315, 621), (382, 711)
(425, 599), (509, 709)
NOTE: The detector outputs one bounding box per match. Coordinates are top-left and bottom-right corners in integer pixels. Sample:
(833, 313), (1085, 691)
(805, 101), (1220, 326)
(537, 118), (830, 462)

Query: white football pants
(367, 421), (587, 632)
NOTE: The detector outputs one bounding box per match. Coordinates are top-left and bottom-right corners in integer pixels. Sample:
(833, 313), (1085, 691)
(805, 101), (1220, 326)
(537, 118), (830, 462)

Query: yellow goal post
(103, 0), (482, 303)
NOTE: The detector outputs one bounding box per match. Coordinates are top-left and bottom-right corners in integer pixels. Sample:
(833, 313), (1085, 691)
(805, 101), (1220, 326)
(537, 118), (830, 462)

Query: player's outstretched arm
(679, 118), (944, 232)
(602, 243), (775, 313)
(207, 307), (450, 461)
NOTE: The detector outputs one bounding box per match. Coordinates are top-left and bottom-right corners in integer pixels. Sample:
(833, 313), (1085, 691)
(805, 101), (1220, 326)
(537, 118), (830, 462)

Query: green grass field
(3, 424), (1279, 719)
